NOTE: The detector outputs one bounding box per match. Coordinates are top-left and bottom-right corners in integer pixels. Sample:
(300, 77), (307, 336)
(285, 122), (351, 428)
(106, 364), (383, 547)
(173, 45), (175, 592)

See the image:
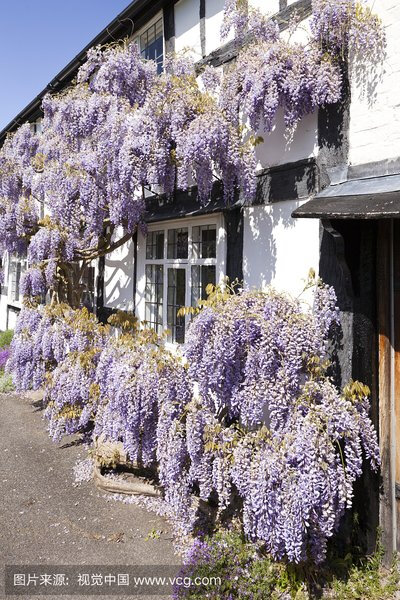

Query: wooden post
(393, 220), (400, 551)
(377, 220), (395, 560)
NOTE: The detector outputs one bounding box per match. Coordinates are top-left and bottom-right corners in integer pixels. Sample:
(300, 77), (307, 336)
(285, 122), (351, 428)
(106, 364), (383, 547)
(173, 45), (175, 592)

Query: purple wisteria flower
(0, 347), (10, 369)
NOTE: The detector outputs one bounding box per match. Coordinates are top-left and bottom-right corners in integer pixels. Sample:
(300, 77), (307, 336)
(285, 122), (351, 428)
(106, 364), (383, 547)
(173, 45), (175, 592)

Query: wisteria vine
(0, 0), (384, 303)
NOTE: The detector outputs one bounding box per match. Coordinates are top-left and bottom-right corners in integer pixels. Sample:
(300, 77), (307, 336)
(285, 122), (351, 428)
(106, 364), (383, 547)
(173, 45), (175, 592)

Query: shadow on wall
(351, 40), (387, 109)
(242, 199), (296, 289)
(104, 257), (134, 311)
(255, 110), (318, 169)
(205, 0), (225, 19)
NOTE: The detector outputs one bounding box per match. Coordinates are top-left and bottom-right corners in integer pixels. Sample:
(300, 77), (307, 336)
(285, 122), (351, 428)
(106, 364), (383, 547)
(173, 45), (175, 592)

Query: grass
(326, 548), (399, 599)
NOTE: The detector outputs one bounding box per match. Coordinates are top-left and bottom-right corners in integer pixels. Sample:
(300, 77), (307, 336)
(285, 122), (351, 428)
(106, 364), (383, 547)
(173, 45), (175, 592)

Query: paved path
(0, 393), (179, 600)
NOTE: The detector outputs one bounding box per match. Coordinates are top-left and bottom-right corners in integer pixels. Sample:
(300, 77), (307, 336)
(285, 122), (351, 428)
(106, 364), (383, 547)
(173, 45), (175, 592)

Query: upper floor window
(30, 119), (42, 135)
(136, 216), (226, 344)
(135, 16), (164, 74)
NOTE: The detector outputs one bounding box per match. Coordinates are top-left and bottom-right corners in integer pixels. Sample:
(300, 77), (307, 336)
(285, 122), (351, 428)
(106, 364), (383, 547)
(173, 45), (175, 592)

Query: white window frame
(8, 253), (27, 307)
(132, 12), (165, 72)
(0, 251), (9, 298)
(135, 213), (226, 345)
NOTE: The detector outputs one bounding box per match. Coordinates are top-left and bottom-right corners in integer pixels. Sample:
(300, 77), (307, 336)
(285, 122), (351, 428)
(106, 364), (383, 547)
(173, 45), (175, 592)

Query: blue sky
(0, 0), (130, 130)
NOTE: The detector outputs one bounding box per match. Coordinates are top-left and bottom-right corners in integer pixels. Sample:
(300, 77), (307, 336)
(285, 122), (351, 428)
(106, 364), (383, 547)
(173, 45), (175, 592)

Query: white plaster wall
(103, 228), (135, 311)
(5, 306), (19, 330)
(349, 0), (400, 165)
(0, 251), (8, 330)
(205, 0), (234, 55)
(255, 110), (318, 169)
(243, 199), (320, 297)
(249, 0), (279, 16)
(174, 0), (202, 60)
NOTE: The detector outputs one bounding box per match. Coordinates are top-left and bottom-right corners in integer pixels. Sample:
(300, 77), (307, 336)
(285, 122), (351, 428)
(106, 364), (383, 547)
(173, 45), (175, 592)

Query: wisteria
(176, 283), (379, 563)
(0, 0), (384, 299)
(311, 0), (385, 55)
(7, 303), (108, 392)
(1, 0), (384, 568)
(5, 280), (380, 563)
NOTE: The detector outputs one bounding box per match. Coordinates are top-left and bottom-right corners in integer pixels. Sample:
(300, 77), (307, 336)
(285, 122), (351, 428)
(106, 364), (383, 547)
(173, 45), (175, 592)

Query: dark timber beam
(200, 0), (206, 58)
(163, 3), (176, 54)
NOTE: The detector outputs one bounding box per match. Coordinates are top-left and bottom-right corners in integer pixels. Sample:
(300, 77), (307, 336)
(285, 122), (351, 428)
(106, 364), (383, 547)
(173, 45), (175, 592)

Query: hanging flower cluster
(7, 303), (109, 392)
(159, 282), (380, 563)
(311, 0), (386, 55)
(6, 281), (380, 564)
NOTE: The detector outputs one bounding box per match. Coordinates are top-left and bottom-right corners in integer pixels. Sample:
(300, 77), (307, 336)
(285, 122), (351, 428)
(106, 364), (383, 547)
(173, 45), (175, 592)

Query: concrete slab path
(0, 392), (179, 600)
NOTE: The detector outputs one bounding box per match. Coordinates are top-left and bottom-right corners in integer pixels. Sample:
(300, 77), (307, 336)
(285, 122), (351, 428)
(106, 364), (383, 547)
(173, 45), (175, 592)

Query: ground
(0, 392), (178, 600)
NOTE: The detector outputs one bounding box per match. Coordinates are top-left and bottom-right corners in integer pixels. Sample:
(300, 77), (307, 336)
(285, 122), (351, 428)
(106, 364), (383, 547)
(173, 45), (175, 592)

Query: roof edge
(0, 0), (154, 144)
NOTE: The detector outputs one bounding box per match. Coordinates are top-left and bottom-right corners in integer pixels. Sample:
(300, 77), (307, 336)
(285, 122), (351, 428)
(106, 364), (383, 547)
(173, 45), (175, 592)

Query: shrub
(174, 530), (399, 600)
(161, 281), (380, 564)
(0, 329), (13, 349)
(0, 371), (14, 393)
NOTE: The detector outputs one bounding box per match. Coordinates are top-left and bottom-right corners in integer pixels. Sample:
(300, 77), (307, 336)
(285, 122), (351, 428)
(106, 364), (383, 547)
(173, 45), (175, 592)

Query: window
(137, 216), (226, 344)
(81, 264), (95, 312)
(8, 254), (27, 303)
(136, 17), (164, 74)
(30, 119), (42, 135)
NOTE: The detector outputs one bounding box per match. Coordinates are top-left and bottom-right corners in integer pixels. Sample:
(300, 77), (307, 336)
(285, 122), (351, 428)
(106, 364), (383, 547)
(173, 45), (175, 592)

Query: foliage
(173, 529), (399, 600)
(328, 545), (399, 600)
(173, 529), (300, 600)
(0, 329), (13, 348)
(0, 0), (384, 306)
(0, 371), (14, 393)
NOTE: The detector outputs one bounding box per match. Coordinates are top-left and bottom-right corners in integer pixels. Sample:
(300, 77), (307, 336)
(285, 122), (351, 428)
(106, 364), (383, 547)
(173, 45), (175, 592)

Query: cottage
(0, 0), (399, 559)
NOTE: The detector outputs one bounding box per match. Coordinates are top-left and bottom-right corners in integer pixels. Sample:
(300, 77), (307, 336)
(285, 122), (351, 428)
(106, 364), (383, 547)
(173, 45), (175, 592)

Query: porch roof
(292, 173), (400, 219)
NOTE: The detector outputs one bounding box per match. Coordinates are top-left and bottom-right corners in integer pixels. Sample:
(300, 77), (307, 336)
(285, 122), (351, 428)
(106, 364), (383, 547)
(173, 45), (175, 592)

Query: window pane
(192, 225), (217, 259)
(167, 268), (186, 344)
(146, 231), (164, 260)
(191, 265), (216, 307)
(140, 18), (163, 74)
(167, 228), (188, 259)
(145, 264), (163, 333)
(81, 265), (95, 311)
